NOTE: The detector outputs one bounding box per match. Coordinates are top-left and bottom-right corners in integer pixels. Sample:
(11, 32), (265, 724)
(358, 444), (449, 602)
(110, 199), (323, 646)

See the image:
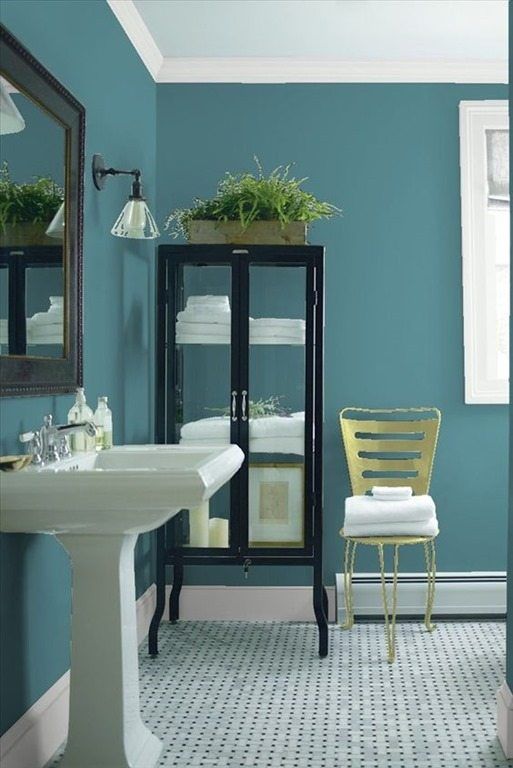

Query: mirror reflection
(0, 74), (65, 358)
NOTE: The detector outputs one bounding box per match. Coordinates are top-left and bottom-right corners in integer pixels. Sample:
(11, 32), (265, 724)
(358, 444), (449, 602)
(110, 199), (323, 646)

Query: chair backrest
(339, 407), (441, 496)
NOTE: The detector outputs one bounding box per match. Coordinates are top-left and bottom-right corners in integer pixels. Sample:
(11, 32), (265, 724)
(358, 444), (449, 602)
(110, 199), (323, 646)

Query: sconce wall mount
(92, 153), (159, 240)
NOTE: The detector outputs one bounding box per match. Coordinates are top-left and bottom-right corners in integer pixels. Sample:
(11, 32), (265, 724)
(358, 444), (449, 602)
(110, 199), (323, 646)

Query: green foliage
(0, 162), (64, 230)
(164, 158), (340, 239)
(207, 396), (290, 419)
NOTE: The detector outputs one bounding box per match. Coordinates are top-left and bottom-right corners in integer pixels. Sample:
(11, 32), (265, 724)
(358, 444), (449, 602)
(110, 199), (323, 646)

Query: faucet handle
(20, 430), (36, 444)
(19, 430), (43, 465)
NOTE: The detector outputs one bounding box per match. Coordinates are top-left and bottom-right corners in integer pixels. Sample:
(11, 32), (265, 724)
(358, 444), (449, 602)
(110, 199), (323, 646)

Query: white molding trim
(0, 584), (157, 768)
(335, 571), (506, 623)
(156, 58), (508, 84)
(106, 0), (163, 81)
(497, 681), (513, 758)
(460, 99), (510, 404)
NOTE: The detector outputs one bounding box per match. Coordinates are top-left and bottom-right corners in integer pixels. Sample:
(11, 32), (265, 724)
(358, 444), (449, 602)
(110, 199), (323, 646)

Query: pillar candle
(188, 502), (209, 547)
(208, 517), (229, 548)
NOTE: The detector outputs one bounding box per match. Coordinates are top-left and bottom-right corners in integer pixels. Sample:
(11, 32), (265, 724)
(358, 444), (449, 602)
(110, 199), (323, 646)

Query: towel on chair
(344, 494), (436, 527)
(343, 517), (439, 538)
(371, 486), (412, 500)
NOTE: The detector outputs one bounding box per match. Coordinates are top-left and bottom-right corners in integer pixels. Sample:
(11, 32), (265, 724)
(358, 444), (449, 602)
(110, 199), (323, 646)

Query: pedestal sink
(0, 444), (244, 768)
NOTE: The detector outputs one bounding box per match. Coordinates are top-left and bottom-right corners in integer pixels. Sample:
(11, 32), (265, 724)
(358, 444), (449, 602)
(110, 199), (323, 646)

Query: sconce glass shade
(0, 78), (25, 134)
(45, 202), (65, 239)
(111, 199), (160, 240)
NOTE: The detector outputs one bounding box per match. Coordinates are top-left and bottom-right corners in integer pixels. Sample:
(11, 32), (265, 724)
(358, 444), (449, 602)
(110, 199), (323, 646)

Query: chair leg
(378, 543), (399, 663)
(340, 539), (357, 630)
(423, 539), (437, 632)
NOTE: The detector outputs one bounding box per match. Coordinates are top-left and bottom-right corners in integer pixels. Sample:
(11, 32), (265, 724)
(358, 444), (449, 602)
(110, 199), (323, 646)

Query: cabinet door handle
(241, 390), (248, 421)
(231, 391), (238, 421)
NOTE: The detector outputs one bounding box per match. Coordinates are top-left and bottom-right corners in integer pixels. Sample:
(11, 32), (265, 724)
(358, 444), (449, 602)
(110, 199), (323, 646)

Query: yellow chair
(339, 407), (441, 663)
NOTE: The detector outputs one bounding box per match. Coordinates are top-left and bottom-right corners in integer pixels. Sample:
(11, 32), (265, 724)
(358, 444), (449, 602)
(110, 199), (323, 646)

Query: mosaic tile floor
(52, 621), (511, 768)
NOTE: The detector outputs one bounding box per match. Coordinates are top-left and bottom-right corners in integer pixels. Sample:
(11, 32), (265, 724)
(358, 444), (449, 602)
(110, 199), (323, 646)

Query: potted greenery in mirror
(0, 162), (64, 246)
(164, 159), (340, 245)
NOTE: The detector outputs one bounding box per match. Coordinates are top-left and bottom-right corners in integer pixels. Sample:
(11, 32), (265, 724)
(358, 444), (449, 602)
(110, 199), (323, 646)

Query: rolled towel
(250, 413), (304, 439)
(344, 494), (435, 526)
(372, 486), (412, 500)
(344, 517), (439, 538)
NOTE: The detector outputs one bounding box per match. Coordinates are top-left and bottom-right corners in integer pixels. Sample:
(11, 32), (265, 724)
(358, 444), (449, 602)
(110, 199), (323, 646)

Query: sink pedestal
(57, 533), (162, 768)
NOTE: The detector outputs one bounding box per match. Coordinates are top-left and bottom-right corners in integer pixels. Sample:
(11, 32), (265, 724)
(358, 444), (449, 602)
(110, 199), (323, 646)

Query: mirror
(0, 24), (84, 395)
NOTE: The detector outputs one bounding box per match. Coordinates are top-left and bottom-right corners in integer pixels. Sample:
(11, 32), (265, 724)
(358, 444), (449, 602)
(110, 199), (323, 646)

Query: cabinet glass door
(167, 262), (236, 552)
(245, 262), (311, 552)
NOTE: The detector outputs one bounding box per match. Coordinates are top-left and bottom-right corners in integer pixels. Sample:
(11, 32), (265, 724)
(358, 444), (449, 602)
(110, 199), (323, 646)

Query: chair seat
(339, 527), (437, 546)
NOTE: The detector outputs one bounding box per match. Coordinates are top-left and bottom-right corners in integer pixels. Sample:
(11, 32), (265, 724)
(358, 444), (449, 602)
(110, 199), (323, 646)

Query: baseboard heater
(335, 571), (506, 624)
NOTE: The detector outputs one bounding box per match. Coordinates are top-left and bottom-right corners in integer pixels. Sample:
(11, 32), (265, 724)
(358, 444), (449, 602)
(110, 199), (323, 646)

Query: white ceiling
(132, 0), (507, 60)
(108, 0), (508, 83)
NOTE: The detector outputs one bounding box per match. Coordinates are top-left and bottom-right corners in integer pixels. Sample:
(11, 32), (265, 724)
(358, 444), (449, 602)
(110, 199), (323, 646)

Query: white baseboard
(335, 571), (506, 623)
(497, 681), (513, 758)
(163, 585), (337, 623)
(0, 583), (157, 768)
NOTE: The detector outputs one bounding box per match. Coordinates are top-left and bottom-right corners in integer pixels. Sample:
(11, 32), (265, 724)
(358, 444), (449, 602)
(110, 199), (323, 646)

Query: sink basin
(0, 443), (244, 768)
(0, 444), (244, 534)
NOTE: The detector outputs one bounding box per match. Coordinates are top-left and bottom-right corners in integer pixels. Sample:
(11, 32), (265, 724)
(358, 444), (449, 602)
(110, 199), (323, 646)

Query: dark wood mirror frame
(0, 24), (84, 397)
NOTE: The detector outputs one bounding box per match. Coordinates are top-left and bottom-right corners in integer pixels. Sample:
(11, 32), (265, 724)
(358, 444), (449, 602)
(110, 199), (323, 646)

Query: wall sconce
(92, 154), (159, 240)
(0, 77), (25, 135)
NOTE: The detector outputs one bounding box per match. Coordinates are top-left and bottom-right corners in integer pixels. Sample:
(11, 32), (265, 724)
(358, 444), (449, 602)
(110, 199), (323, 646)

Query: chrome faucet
(20, 414), (97, 465)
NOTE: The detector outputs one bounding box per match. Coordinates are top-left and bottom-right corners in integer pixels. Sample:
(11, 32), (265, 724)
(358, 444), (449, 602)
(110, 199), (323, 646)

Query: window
(460, 100), (509, 404)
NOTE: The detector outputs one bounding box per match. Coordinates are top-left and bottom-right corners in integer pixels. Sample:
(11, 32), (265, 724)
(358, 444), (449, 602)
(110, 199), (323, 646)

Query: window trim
(460, 100), (509, 404)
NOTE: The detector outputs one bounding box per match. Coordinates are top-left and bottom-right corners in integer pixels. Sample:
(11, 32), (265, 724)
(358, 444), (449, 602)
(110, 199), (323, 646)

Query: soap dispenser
(67, 388), (95, 452)
(94, 396), (113, 450)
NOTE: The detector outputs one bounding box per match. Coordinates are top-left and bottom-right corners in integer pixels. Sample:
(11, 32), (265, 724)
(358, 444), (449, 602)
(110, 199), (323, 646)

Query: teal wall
(157, 83), (509, 586)
(0, 1), (156, 735)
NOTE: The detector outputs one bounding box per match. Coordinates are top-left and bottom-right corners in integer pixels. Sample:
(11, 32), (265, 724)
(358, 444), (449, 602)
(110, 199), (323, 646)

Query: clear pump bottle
(94, 396), (113, 450)
(67, 388), (95, 452)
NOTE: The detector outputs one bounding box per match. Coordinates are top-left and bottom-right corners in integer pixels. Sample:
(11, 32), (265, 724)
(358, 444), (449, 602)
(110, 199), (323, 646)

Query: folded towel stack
(0, 296), (63, 345)
(343, 491), (438, 537)
(180, 412), (305, 455)
(175, 294), (306, 345)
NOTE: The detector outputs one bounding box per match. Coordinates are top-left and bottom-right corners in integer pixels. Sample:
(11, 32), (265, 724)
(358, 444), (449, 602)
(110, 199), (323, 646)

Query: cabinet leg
(169, 563), (183, 624)
(148, 526), (166, 657)
(313, 556), (328, 658)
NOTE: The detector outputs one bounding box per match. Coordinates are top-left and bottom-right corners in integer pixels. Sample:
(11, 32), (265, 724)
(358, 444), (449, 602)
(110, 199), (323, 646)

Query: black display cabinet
(149, 244), (328, 656)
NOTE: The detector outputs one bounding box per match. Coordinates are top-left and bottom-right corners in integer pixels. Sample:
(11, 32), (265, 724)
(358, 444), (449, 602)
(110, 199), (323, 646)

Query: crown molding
(156, 57), (508, 84)
(106, 1), (507, 85)
(107, 0), (163, 81)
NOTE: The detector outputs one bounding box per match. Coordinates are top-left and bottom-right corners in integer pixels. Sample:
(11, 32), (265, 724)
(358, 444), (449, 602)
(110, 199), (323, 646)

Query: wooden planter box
(0, 222), (57, 248)
(188, 220), (307, 245)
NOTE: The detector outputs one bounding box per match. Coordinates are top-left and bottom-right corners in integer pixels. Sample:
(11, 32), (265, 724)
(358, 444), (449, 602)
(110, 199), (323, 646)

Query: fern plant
(207, 396), (290, 419)
(164, 158), (340, 239)
(0, 162), (64, 231)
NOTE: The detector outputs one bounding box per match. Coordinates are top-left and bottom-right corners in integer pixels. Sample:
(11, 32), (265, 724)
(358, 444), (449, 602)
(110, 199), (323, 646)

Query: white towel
(344, 517), (439, 538)
(176, 322), (230, 336)
(344, 495), (435, 526)
(181, 413), (304, 441)
(177, 309), (231, 324)
(180, 435), (304, 456)
(251, 318), (305, 330)
(372, 486), (412, 500)
(186, 295), (230, 308)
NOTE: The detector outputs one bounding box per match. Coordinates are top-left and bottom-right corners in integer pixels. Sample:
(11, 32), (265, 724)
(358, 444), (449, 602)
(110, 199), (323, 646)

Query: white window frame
(460, 100), (509, 404)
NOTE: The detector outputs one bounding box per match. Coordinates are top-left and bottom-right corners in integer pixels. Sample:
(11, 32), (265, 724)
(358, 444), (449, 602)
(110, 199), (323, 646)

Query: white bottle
(67, 388), (95, 453)
(94, 396), (113, 450)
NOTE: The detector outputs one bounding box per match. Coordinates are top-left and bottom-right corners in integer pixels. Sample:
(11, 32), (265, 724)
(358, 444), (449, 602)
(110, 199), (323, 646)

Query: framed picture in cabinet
(249, 463), (304, 547)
